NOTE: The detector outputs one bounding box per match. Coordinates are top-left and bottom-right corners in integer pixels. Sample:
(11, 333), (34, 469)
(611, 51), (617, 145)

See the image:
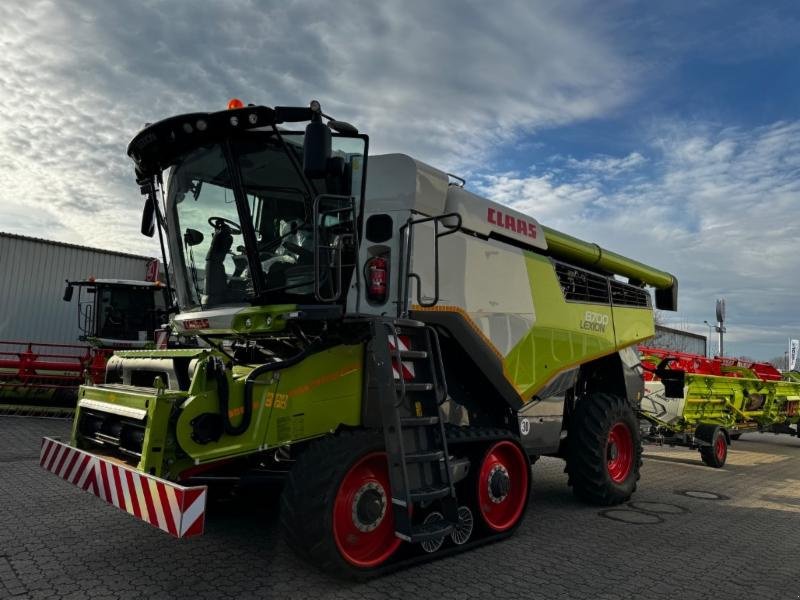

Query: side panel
(412, 227), (536, 357)
(612, 305), (655, 349)
(264, 344), (364, 447)
(412, 229), (645, 404)
(505, 253), (617, 400)
(175, 344), (364, 463)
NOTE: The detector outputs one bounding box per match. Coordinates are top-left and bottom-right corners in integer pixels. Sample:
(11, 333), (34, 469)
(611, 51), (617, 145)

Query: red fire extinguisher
(367, 256), (387, 302)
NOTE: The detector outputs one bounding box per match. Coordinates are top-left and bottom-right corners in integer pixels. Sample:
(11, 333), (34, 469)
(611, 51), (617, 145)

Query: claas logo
(487, 207), (538, 239)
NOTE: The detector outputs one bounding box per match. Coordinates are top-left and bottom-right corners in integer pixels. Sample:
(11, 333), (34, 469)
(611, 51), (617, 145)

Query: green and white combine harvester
(41, 99), (678, 577)
(639, 347), (800, 467)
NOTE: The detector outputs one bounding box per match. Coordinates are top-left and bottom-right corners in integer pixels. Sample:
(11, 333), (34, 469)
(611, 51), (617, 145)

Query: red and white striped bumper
(40, 437), (207, 538)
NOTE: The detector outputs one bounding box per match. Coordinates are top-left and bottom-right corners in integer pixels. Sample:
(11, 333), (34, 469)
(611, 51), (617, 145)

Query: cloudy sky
(1, 1), (798, 359)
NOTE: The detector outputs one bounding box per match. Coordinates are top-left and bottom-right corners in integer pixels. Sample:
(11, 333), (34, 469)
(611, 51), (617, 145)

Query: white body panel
(641, 381), (688, 425)
(410, 225), (535, 357)
(364, 154), (449, 215)
(444, 187), (547, 251)
(351, 154), (550, 320)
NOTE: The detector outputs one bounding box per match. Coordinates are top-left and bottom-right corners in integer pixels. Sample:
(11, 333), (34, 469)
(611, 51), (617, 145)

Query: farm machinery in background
(639, 346), (800, 467)
(0, 279), (167, 413)
(41, 98), (678, 578)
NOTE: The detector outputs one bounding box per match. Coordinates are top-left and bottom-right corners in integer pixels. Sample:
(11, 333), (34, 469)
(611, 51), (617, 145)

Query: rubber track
(565, 393), (642, 506)
(280, 426), (522, 580)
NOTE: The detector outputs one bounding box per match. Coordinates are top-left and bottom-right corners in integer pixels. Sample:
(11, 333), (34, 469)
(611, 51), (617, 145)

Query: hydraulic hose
(210, 358), (251, 436)
(212, 346), (317, 437)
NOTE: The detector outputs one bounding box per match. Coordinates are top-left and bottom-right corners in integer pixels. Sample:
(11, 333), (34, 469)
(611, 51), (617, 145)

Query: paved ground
(1, 416), (799, 600)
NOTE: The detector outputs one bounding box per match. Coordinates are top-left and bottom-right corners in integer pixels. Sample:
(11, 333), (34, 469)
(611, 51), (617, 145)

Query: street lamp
(703, 320), (715, 357)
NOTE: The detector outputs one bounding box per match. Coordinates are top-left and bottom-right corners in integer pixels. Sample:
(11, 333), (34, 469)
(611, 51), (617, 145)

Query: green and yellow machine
(42, 99), (678, 577)
(639, 347), (800, 467)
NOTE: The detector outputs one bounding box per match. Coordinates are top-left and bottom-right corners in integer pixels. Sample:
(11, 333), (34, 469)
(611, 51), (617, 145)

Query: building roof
(0, 231), (155, 262)
(655, 324), (706, 341)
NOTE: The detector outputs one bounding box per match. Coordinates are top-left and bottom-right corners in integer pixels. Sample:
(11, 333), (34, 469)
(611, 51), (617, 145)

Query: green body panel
(72, 383), (187, 477)
(263, 344), (363, 447)
(72, 343), (363, 480)
(503, 252), (654, 399)
(173, 305), (297, 337)
(174, 343), (363, 465)
(228, 304), (296, 334)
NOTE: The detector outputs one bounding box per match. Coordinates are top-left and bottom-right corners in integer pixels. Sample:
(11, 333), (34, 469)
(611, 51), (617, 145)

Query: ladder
(369, 317), (458, 543)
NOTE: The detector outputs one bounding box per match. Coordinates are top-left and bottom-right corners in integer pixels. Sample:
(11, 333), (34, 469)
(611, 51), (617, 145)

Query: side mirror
(303, 118), (332, 179)
(141, 196), (156, 237)
(63, 283), (74, 302)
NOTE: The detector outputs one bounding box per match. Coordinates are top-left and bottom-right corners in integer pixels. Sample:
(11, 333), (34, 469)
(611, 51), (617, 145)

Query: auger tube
(542, 226), (676, 295)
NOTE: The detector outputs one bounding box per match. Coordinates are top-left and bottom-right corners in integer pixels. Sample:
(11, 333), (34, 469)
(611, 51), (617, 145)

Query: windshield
(96, 286), (165, 340)
(166, 132), (365, 310)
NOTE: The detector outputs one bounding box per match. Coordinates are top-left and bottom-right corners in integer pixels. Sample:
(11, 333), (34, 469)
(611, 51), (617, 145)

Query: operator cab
(63, 279), (168, 348)
(129, 101), (367, 334)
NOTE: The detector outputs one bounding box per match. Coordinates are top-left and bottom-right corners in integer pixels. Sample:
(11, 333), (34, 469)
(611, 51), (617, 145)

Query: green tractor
(42, 99), (677, 577)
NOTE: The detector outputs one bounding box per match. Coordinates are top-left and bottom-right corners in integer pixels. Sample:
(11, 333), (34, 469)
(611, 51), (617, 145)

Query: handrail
(397, 212), (462, 317)
(312, 194), (357, 303)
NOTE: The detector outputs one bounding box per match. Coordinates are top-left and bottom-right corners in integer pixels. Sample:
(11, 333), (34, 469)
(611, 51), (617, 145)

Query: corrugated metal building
(0, 232), (156, 345)
(640, 325), (707, 357)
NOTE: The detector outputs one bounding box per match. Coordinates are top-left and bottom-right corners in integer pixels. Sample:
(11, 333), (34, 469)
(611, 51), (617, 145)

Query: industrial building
(640, 324), (707, 357)
(0, 232), (156, 346)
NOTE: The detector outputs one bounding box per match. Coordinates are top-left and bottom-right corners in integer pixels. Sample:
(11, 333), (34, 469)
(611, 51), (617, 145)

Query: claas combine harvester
(41, 99), (678, 577)
(0, 279), (166, 411)
(639, 347), (800, 467)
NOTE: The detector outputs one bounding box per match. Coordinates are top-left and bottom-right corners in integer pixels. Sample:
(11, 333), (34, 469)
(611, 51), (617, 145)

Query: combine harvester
(0, 278), (166, 413)
(41, 99), (677, 577)
(639, 346), (800, 467)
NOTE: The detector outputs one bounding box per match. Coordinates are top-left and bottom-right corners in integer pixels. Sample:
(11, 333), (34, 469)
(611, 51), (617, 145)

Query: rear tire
(566, 393), (642, 505)
(279, 430), (401, 578)
(729, 432), (742, 441)
(700, 427), (727, 468)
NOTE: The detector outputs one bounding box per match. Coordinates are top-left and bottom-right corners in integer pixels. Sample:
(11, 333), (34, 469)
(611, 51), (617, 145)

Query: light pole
(703, 320), (715, 357)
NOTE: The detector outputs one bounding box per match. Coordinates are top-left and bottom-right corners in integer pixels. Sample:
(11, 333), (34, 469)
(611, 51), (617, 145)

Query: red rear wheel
(606, 422), (634, 483)
(715, 433), (727, 462)
(332, 451), (401, 568)
(476, 440), (529, 532)
(699, 426), (727, 468)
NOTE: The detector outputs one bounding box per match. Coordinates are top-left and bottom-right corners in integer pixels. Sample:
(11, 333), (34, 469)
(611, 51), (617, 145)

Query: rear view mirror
(63, 282), (74, 302)
(303, 119), (332, 179)
(184, 228), (204, 247)
(141, 196), (156, 237)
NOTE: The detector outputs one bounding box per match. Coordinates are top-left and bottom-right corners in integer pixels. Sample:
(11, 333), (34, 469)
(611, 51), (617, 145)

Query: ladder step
(400, 416), (439, 427)
(409, 485), (451, 502)
(405, 449), (444, 463)
(399, 350), (428, 360)
(406, 520), (454, 544)
(393, 318), (425, 329)
(396, 382), (433, 392)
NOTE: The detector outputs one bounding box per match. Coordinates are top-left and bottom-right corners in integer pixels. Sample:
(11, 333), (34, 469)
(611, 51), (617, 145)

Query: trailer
(42, 99), (678, 577)
(639, 346), (800, 467)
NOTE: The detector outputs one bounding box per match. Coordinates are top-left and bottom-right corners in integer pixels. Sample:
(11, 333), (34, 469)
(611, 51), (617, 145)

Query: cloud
(476, 120), (800, 357)
(565, 152), (647, 177)
(0, 1), (639, 254)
